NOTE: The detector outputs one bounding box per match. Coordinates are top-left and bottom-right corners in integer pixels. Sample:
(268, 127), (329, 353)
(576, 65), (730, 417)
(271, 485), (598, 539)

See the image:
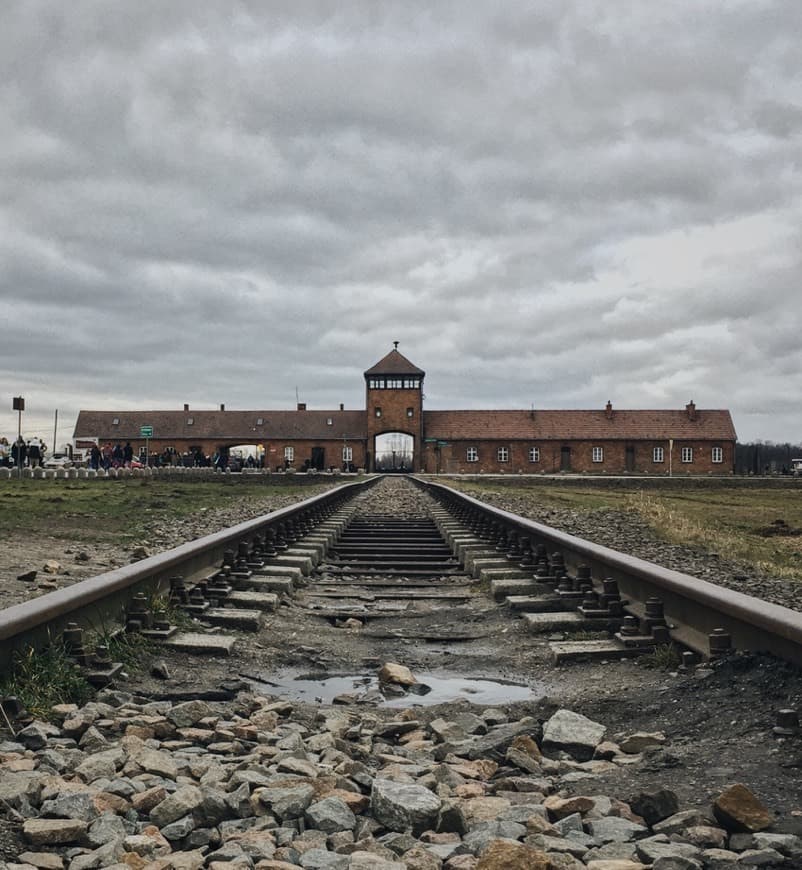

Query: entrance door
(560, 446), (571, 471)
(375, 432), (414, 472)
(311, 447), (325, 471)
(625, 445), (635, 472)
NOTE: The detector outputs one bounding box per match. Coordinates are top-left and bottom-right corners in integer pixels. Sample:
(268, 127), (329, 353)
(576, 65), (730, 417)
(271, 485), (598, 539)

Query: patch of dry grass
(446, 479), (802, 582)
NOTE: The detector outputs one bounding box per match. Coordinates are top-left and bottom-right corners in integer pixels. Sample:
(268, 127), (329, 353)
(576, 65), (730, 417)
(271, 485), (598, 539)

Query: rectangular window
(406, 407), (414, 418)
(711, 446), (723, 463)
(681, 447), (693, 463)
(653, 446), (664, 463)
(497, 447), (509, 462)
(467, 447), (478, 462)
(592, 446), (604, 463)
(403, 378), (420, 389)
(342, 446), (353, 462)
(374, 407), (382, 418)
(528, 446), (540, 462)
(284, 446), (294, 462)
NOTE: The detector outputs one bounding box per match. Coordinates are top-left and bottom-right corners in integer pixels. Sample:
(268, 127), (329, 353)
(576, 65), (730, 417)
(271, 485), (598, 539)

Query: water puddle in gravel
(252, 671), (540, 706)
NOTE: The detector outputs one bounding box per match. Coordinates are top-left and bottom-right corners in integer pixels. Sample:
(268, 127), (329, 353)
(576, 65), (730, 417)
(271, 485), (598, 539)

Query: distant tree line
(735, 441), (802, 475)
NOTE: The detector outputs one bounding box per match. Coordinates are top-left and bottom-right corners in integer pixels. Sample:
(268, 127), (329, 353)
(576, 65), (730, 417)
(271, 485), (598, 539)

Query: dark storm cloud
(2, 1), (802, 444)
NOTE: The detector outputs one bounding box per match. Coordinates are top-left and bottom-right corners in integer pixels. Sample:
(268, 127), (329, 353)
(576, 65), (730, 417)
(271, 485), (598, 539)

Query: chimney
(339, 403), (344, 411)
(685, 400), (697, 421)
(297, 402), (306, 411)
(605, 400), (613, 420)
(184, 403), (189, 412)
(220, 403), (225, 412)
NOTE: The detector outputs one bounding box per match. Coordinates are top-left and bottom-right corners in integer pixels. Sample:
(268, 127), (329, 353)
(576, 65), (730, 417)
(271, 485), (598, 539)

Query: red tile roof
(422, 409), (737, 441)
(74, 410), (367, 442)
(364, 349), (425, 377)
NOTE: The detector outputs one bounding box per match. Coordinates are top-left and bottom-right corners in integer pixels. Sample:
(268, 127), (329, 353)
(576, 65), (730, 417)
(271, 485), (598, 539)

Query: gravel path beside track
(441, 482), (802, 613)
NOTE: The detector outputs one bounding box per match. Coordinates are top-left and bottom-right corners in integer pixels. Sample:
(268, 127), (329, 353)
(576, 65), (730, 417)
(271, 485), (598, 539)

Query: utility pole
(53, 409), (58, 458)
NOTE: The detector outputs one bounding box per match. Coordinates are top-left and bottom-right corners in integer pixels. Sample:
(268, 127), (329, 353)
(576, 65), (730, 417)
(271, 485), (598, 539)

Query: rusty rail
(0, 478), (377, 667)
(418, 478), (802, 667)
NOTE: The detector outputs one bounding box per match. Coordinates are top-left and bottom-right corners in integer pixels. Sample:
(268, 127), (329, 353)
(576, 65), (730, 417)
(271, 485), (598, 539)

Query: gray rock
(435, 716), (541, 761)
(66, 839), (125, 870)
(371, 778), (442, 835)
(653, 810), (713, 836)
(161, 814), (197, 841)
(636, 836), (702, 864)
(258, 784), (316, 819)
(150, 785), (204, 828)
(553, 813), (583, 835)
(753, 832), (802, 856)
(541, 709), (606, 762)
(40, 792), (100, 823)
(167, 700), (215, 728)
(194, 787), (230, 826)
(629, 787), (680, 826)
(305, 797), (357, 834)
(18, 721), (61, 750)
(586, 816), (649, 843)
(298, 848), (349, 868)
(87, 813), (129, 847)
(735, 847), (786, 866)
(0, 771), (46, 811)
(652, 857), (704, 870)
(463, 821), (527, 854)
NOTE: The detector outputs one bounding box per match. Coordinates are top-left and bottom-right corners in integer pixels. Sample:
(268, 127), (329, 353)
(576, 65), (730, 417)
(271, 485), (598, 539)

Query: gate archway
(374, 432), (414, 472)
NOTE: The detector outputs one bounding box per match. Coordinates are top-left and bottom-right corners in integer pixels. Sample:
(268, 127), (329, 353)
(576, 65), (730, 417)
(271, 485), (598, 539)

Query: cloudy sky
(2, 1), (801, 447)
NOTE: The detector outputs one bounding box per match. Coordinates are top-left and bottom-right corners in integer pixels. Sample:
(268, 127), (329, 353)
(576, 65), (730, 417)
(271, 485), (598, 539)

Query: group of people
(0, 436), (48, 468)
(88, 441), (136, 470)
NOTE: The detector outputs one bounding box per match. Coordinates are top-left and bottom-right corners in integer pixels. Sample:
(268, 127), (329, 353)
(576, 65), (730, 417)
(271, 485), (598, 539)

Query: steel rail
(0, 478), (377, 667)
(418, 479), (802, 667)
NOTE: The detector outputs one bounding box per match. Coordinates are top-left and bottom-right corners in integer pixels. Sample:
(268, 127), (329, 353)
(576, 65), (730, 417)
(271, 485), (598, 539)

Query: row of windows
(464, 446), (725, 463)
(283, 446), (354, 462)
(367, 377), (421, 389)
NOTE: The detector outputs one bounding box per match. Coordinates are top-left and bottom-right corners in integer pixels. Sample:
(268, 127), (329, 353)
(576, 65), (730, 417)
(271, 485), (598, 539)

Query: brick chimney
(685, 400), (697, 421)
(339, 403), (344, 411)
(184, 403), (189, 412)
(297, 402), (306, 411)
(220, 403), (225, 412)
(605, 400), (613, 420)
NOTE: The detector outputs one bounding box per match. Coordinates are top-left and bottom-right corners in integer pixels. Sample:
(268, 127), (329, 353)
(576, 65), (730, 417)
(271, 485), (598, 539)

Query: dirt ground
(2, 476), (802, 834)
(117, 589), (802, 834)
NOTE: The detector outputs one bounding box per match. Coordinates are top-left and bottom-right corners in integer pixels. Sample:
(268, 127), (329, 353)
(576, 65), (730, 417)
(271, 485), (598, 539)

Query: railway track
(1, 475), (801, 678)
(0, 476), (801, 867)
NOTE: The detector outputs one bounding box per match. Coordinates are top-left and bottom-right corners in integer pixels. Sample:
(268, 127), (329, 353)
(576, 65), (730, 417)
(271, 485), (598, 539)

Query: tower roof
(364, 347), (425, 377)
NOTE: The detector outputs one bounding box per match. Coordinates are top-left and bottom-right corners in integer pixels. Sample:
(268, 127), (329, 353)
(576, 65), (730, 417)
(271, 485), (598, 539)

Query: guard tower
(364, 343), (425, 472)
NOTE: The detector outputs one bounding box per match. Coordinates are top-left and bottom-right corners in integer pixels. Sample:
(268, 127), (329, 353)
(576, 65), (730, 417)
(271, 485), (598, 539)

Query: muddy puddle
(252, 670), (541, 706)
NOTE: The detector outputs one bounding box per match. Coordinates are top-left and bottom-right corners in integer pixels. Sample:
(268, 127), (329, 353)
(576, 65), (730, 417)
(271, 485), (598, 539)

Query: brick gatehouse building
(73, 347), (737, 474)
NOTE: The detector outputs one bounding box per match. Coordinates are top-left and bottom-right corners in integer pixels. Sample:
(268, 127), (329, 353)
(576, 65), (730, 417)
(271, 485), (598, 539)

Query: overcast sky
(2, 2), (801, 447)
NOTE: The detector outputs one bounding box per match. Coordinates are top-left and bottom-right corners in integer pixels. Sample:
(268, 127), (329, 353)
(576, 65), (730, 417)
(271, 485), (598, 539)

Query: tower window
(374, 407), (382, 418)
(406, 407), (414, 418)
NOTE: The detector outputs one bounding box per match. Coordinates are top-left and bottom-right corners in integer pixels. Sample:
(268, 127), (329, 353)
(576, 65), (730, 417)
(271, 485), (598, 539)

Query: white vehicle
(791, 458), (802, 475)
(43, 453), (73, 469)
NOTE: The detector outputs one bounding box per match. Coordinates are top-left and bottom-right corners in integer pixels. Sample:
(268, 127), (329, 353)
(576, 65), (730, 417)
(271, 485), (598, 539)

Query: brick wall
(422, 440), (734, 475)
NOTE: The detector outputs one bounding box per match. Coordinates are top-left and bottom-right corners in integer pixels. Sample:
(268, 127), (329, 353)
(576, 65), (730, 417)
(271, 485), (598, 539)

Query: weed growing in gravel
(638, 643), (681, 670)
(0, 645), (93, 721)
(106, 632), (155, 672)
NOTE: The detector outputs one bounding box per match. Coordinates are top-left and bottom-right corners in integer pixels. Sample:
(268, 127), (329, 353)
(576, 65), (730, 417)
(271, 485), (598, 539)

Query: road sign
(140, 426), (153, 438)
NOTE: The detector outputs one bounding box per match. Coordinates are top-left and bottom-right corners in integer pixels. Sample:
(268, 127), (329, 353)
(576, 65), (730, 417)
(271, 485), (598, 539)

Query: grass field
(0, 479), (337, 545)
(448, 480), (802, 581)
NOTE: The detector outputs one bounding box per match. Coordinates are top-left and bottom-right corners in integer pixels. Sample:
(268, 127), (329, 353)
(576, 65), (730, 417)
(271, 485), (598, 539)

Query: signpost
(140, 425), (153, 468)
(12, 397), (24, 478)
